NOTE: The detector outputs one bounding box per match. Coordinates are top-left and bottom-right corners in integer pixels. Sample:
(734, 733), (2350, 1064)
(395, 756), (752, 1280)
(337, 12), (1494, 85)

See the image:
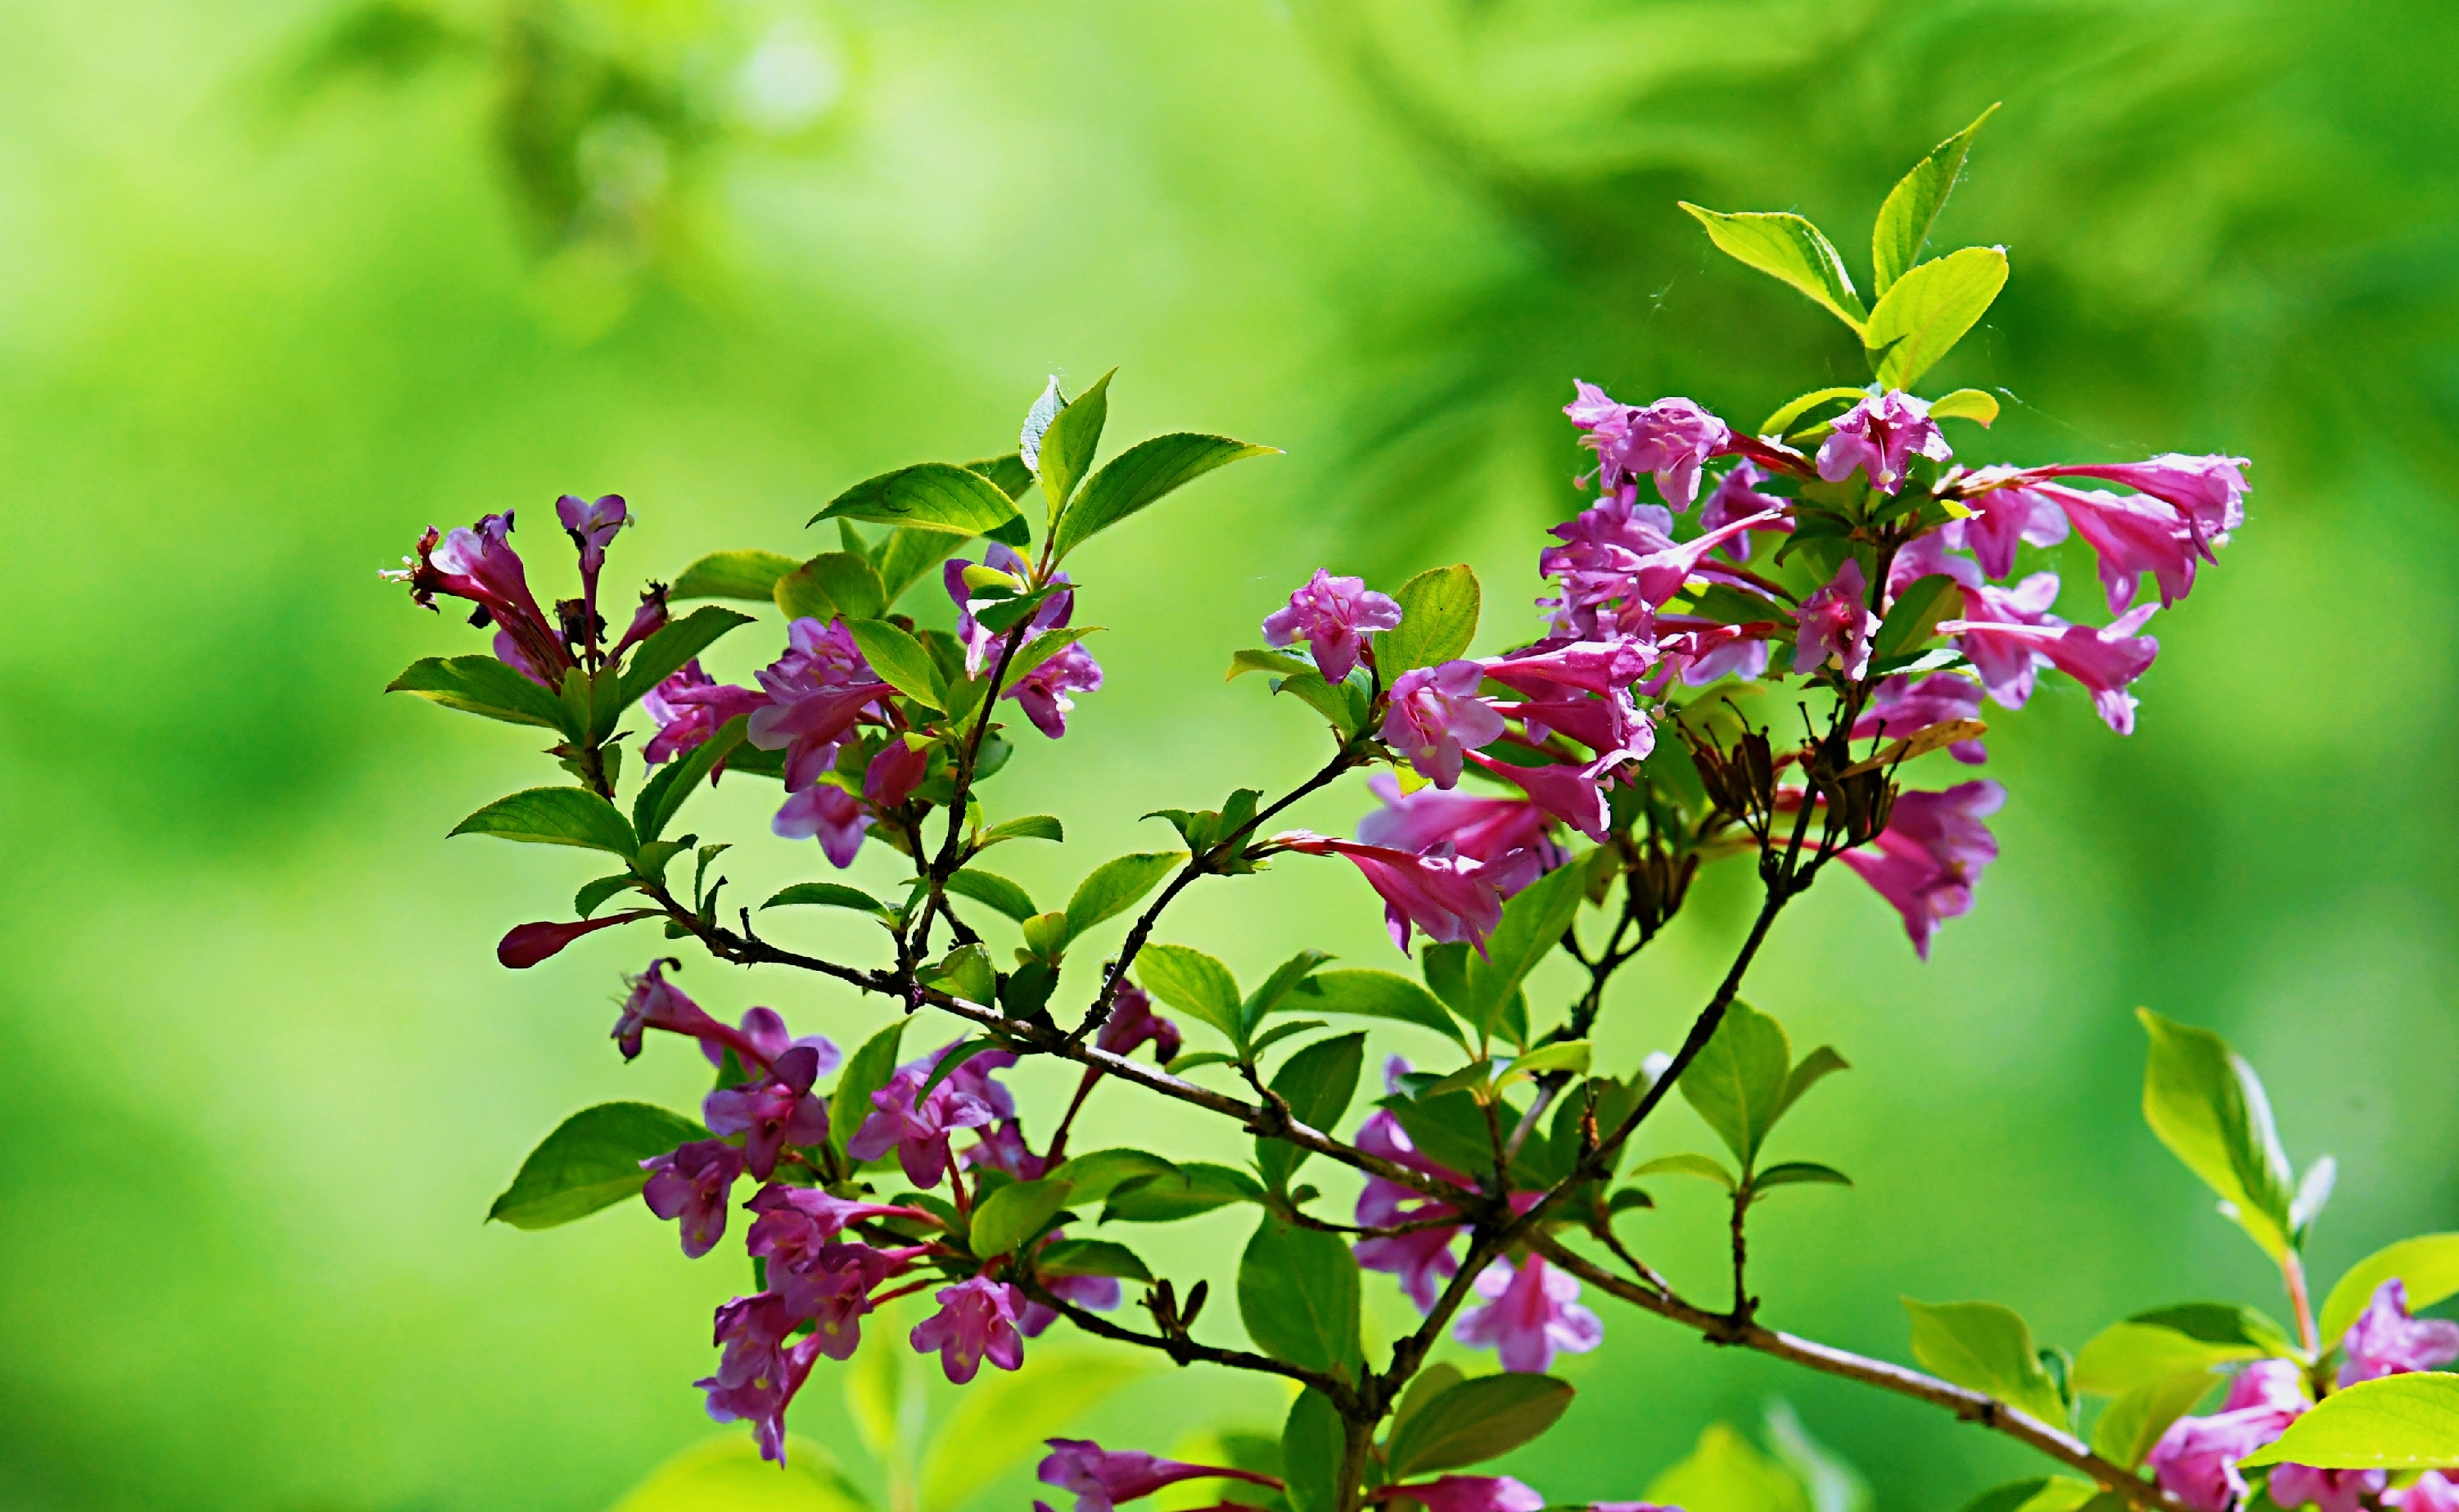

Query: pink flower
(1356, 773), (1566, 900)
(847, 1048), (1006, 1187)
(554, 492), (628, 580)
(2337, 1278), (2459, 1387)
(698, 1293), (828, 1464)
(1466, 751), (1610, 842)
(2271, 1465), (2386, 1512)
(1383, 661), (1508, 789)
(1276, 831), (1505, 955)
(1018, 1266), (1122, 1338)
(1094, 984), (1183, 1063)
(910, 1275), (1026, 1383)
(864, 738), (931, 810)
(1697, 461), (1793, 562)
(749, 618), (893, 789)
(1452, 1254), (1603, 1371)
(610, 959), (725, 1062)
(700, 1006), (841, 1077)
(1482, 639), (1660, 698)
(744, 1185), (926, 1262)
(1792, 559), (1879, 679)
(1264, 569), (1405, 684)
(1816, 391), (1951, 494)
(1566, 383), (1732, 510)
(643, 659), (767, 765)
(1955, 486), (2069, 580)
(774, 782), (871, 867)
(1852, 673), (1986, 764)
(1037, 1438), (1279, 1512)
(1937, 606), (2159, 734)
(1008, 643), (1103, 738)
(1838, 781), (2004, 959)
(2030, 482), (2206, 615)
(702, 1044), (832, 1180)
(640, 1140), (746, 1258)
(766, 1239), (908, 1361)
(2026, 453), (2250, 547)
(2394, 1473), (2459, 1512)
(385, 512), (572, 685)
(2147, 1360), (2308, 1512)
(964, 1120), (1049, 1182)
(945, 544), (1072, 675)
(1386, 1477), (1547, 1512)
(1941, 571), (2063, 710)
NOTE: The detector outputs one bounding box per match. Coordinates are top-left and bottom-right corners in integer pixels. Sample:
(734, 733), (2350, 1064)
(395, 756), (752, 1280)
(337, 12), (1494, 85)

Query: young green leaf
(1272, 669), (1367, 739)
(2073, 1310), (2284, 1396)
(575, 874), (636, 918)
(1871, 574), (1965, 664)
(999, 625), (1100, 691)
(964, 452), (1036, 501)
(2240, 1372), (2459, 1469)
(1281, 1388), (1345, 1512)
(1645, 1423), (1811, 1512)
(452, 787), (638, 857)
(1628, 1152), (1739, 1190)
(1237, 1213), (1362, 1374)
(763, 880), (896, 918)
(801, 552), (888, 621)
(942, 869), (1038, 923)
(1679, 1000), (1793, 1169)
(2090, 1374), (2216, 1469)
(1135, 943), (1245, 1047)
(1241, 949), (1336, 1032)
(2136, 1009), (2298, 1260)
(669, 548), (800, 602)
(1286, 969), (1466, 1048)
(1037, 369), (1114, 517)
(979, 814), (1064, 847)
(1376, 564), (1482, 676)
(1871, 105), (2001, 296)
(1227, 648), (1315, 681)
(1757, 387), (1873, 440)
(1046, 1149), (1180, 1204)
(486, 1101), (706, 1229)
(2319, 1234), (2459, 1347)
(633, 715), (748, 846)
(1775, 1045), (1851, 1121)
(1387, 1372), (1575, 1478)
(1863, 246), (2010, 390)
(918, 1036), (1008, 1106)
(831, 1021), (906, 1169)
(1051, 433), (1279, 561)
(1929, 388), (2001, 426)
(773, 557), (839, 621)
(1376, 1090), (1498, 1179)
(609, 607), (756, 725)
(843, 619), (946, 710)
(968, 1176), (1074, 1258)
(1500, 1040), (1590, 1087)
(1257, 1031), (1365, 1190)
(1902, 1298), (2069, 1426)
(810, 461), (1026, 537)
(1036, 1237), (1153, 1283)
(388, 654), (575, 733)
(1751, 1161), (1852, 1198)
(1459, 863), (1589, 1036)
(1063, 852), (1186, 946)
(1679, 205), (1869, 332)
(1102, 1161), (1262, 1223)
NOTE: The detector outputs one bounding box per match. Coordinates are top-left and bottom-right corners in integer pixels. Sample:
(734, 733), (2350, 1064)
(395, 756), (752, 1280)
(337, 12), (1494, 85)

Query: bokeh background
(4, 1), (2457, 1508)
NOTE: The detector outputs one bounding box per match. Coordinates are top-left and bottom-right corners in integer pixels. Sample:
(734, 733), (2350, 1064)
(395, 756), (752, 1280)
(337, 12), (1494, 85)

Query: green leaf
(999, 625), (1099, 691)
(942, 869), (1038, 923)
(1281, 1389), (1345, 1512)
(1258, 1032), (1365, 1190)
(804, 553), (889, 621)
(918, 1036), (1008, 1105)
(575, 874), (637, 918)
(1629, 1152), (1739, 1190)
(2074, 1321), (2272, 1397)
(1051, 433), (1279, 560)
(634, 716), (748, 846)
(1764, 1401), (1873, 1512)
(1458, 863), (1588, 1037)
(1679, 204), (1868, 332)
(1679, 1000), (1793, 1169)
(1902, 1299), (2069, 1425)
(2242, 1373), (2459, 1469)
(669, 548), (800, 603)
(1102, 1161), (1263, 1223)
(1378, 1090), (1500, 1180)
(832, 1022), (905, 1169)
(1870, 574), (1965, 665)
(1752, 1161), (1852, 1197)
(875, 526), (967, 607)
(1037, 369), (1113, 517)
(388, 654), (575, 733)
(1275, 669), (1367, 738)
(1036, 1238), (1153, 1283)
(916, 1354), (1145, 1511)
(1500, 1040), (1590, 1086)
(842, 619), (945, 710)
(1063, 852), (1186, 946)
(1387, 1373), (1575, 1478)
(1757, 387), (1872, 440)
(1376, 565), (1482, 675)
(1287, 969), (1466, 1048)
(608, 1431), (873, 1512)
(763, 881), (895, 918)
(1863, 246), (2009, 389)
(1227, 647), (1315, 681)
(1872, 105), (2000, 296)
(1238, 1212), (1361, 1374)
(810, 461), (1025, 537)
(1392, 1364), (1465, 1442)
(2136, 1009), (2297, 1261)
(773, 559), (837, 621)
(969, 1177), (1074, 1258)
(1242, 949), (1337, 1033)
(2091, 1373), (2215, 1469)
(1045, 1149), (1180, 1204)
(980, 815), (1064, 847)
(452, 786), (638, 857)
(964, 452), (1035, 500)
(487, 1101), (705, 1229)
(1953, 1478), (2100, 1512)
(1136, 943), (1246, 1047)
(921, 942), (997, 1007)
(1645, 1423), (1811, 1512)
(2320, 1235), (2459, 1347)
(1929, 388), (2001, 426)
(611, 607), (756, 724)
(1775, 1046), (1851, 1121)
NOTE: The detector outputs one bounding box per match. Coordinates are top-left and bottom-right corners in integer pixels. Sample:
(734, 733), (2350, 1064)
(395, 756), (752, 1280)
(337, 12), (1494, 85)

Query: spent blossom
(1264, 568), (1404, 684)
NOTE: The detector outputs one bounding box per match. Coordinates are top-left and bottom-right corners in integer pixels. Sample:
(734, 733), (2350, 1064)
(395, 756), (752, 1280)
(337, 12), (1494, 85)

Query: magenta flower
(1955, 485), (2069, 580)
(2147, 1360), (2308, 1512)
(847, 1049), (1004, 1187)
(1264, 569), (1405, 684)
(2024, 453), (2250, 548)
(1352, 1099), (1470, 1309)
(1482, 639), (1661, 698)
(1852, 673), (1987, 764)
(1792, 559), (1879, 679)
(2337, 1278), (2459, 1386)
(1356, 773), (1566, 900)
(643, 659), (768, 765)
(1837, 781), (2004, 959)
(1655, 619), (1772, 688)
(1094, 983), (1184, 1064)
(701, 1006), (841, 1078)
(910, 1275), (1026, 1383)
(2271, 1465), (2387, 1512)
(2395, 1473), (2459, 1512)
(1466, 751), (1610, 842)
(1697, 461), (1793, 562)
(1008, 643), (1104, 738)
(611, 959), (727, 1062)
(1383, 661), (1507, 788)
(613, 586), (667, 658)
(749, 618), (894, 788)
(864, 738), (931, 810)
(640, 1140), (746, 1258)
(1276, 831), (1505, 955)
(1487, 686), (1654, 772)
(965, 1120), (1050, 1182)
(1933, 572), (2061, 709)
(1453, 1254), (1604, 1371)
(555, 492), (628, 581)
(496, 910), (654, 968)
(703, 1044), (832, 1180)
(1037, 1438), (1279, 1512)
(2030, 482), (2206, 614)
(745, 1185), (926, 1260)
(699, 1293), (828, 1464)
(1816, 391), (1952, 494)
(774, 782), (871, 868)
(771, 1241), (909, 1361)
(386, 512), (572, 686)
(1565, 383), (1732, 509)
(1937, 606), (2158, 734)
(947, 544), (1077, 674)
(1386, 1477), (1547, 1512)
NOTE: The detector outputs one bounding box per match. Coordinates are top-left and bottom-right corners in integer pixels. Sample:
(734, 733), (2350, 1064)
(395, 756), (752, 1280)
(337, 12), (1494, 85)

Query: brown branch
(1013, 1276), (1359, 1410)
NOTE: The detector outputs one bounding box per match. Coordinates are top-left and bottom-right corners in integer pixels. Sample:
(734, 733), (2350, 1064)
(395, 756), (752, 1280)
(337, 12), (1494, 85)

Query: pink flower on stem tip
(2021, 453), (2250, 548)
(774, 782), (871, 868)
(1383, 1476), (1548, 1512)
(611, 959), (729, 1062)
(640, 1140), (745, 1258)
(1263, 568), (1404, 684)
(1937, 606), (2159, 735)
(1816, 390), (1952, 494)
(2337, 1278), (2459, 1386)
(1452, 1254), (1603, 1372)
(910, 1275), (1026, 1383)
(1953, 485), (2069, 580)
(702, 1044), (832, 1181)
(1697, 461), (1794, 562)
(1356, 773), (1567, 900)
(1852, 673), (1988, 765)
(1482, 639), (1660, 698)
(1933, 571), (2061, 710)
(1792, 559), (1879, 679)
(1564, 382), (1732, 510)
(1008, 643), (1103, 738)
(749, 618), (892, 788)
(1383, 661), (1507, 789)
(699, 1293), (828, 1465)
(384, 512), (572, 684)
(1275, 831), (1505, 955)
(554, 492), (627, 581)
(1838, 780), (2004, 959)
(2147, 1359), (2308, 1512)
(1037, 1438), (1280, 1512)
(643, 659), (768, 765)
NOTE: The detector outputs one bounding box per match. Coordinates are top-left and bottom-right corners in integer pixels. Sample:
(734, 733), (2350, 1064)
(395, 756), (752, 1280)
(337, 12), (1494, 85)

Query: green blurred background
(4, 1), (2455, 1507)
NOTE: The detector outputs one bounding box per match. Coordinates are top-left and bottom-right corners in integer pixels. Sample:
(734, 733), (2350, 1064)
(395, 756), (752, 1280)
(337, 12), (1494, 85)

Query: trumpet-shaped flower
(1008, 643), (1103, 738)
(1453, 1255), (1603, 1372)
(702, 1044), (832, 1180)
(1383, 661), (1508, 788)
(1852, 673), (1987, 764)
(555, 492), (627, 582)
(1566, 383), (1732, 509)
(774, 782), (871, 868)
(1037, 1438), (1279, 1512)
(1356, 773), (1565, 900)
(1094, 984), (1183, 1064)
(699, 1293), (828, 1465)
(1955, 485), (2069, 580)
(1816, 391), (1951, 494)
(1264, 568), (1404, 684)
(1275, 831), (1505, 955)
(1839, 782), (2005, 959)
(847, 1050), (1005, 1187)
(910, 1275), (1026, 1383)
(2337, 1278), (2459, 1386)
(643, 659), (767, 765)
(1697, 461), (1793, 562)
(1387, 1477), (1548, 1512)
(1793, 559), (1879, 679)
(2147, 1359), (2308, 1512)
(1938, 606), (2158, 733)
(640, 1140), (746, 1259)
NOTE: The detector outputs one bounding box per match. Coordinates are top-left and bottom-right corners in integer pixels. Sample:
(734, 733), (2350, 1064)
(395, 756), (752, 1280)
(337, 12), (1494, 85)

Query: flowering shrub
(386, 112), (2459, 1510)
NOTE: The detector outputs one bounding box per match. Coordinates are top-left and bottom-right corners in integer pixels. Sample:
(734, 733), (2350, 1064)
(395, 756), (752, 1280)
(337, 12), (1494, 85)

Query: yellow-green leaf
(1864, 246), (2009, 389)
(1680, 205), (1868, 332)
